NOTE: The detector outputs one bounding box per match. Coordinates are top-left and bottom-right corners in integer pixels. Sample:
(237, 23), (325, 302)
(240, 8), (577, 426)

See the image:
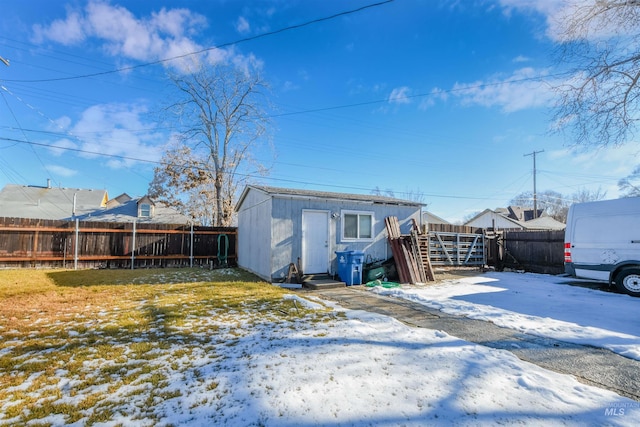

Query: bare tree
(553, 1), (640, 148)
(510, 188), (606, 222)
(371, 186), (427, 205)
(570, 187), (608, 203)
(619, 165), (640, 196)
(510, 190), (566, 220)
(150, 64), (271, 226)
(149, 145), (217, 225)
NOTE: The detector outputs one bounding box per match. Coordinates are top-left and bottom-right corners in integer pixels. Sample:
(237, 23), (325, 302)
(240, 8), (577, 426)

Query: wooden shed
(235, 185), (423, 282)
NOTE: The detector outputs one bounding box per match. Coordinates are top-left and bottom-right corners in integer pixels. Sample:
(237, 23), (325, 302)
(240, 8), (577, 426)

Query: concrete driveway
(313, 285), (640, 402)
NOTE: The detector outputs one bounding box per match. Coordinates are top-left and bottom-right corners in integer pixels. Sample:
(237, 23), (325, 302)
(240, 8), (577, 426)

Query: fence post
(131, 221), (136, 270)
(74, 218), (79, 270)
(190, 223), (194, 268)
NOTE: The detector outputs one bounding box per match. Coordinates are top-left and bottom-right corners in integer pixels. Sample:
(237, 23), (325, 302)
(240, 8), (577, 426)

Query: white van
(564, 197), (640, 296)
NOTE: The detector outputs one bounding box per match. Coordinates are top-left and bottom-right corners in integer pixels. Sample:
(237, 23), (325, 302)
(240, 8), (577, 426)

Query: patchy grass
(0, 268), (333, 426)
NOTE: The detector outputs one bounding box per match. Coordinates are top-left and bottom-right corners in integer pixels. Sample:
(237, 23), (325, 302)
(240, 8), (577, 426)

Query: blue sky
(1, 0), (639, 223)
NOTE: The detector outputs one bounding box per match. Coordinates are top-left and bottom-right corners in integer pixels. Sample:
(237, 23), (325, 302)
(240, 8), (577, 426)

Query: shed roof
(236, 185), (424, 211)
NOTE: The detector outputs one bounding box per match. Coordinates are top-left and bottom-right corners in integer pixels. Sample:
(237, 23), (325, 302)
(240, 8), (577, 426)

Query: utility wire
(272, 71), (569, 118)
(1, 0), (395, 84)
(0, 136), (495, 201)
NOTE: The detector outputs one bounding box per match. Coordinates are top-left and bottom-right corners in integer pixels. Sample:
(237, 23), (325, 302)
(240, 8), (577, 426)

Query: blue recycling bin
(335, 250), (365, 286)
(335, 250), (352, 284)
(349, 251), (365, 286)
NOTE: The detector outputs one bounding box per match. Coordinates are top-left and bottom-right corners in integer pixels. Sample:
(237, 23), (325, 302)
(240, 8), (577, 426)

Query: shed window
(342, 211), (374, 241)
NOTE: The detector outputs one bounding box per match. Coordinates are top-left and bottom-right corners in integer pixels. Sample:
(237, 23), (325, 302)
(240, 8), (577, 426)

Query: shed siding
(237, 189), (272, 280)
(269, 194), (420, 280)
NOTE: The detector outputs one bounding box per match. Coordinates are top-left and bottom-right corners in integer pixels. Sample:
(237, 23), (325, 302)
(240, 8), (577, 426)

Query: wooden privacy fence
(0, 217), (237, 269)
(488, 229), (565, 274)
(424, 225), (565, 274)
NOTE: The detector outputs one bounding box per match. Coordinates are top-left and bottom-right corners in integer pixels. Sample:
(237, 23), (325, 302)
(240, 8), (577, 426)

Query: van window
(574, 214), (637, 244)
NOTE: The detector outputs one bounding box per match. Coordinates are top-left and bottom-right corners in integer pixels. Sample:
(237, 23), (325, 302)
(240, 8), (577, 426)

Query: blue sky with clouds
(1, 0), (639, 223)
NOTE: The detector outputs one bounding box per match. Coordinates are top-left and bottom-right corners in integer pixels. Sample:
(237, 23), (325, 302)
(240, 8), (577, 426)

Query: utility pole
(524, 150), (544, 219)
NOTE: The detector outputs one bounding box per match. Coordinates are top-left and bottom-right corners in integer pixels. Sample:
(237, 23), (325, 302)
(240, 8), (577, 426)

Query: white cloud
(282, 81), (299, 92)
(388, 86), (412, 105)
(47, 164), (78, 177)
(32, 10), (86, 45)
(451, 67), (555, 113)
(53, 103), (163, 169)
(419, 87), (449, 110)
(497, 0), (566, 40)
(151, 8), (206, 38)
(48, 138), (77, 157)
(32, 0), (224, 72)
(550, 142), (640, 177)
(513, 55), (530, 63)
(498, 0), (631, 43)
(547, 142), (640, 198)
(236, 16), (251, 34)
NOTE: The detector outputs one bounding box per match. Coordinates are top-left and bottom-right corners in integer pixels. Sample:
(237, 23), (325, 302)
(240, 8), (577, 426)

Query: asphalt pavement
(312, 286), (640, 402)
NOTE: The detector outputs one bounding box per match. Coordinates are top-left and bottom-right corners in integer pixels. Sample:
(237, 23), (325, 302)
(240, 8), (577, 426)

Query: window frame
(341, 210), (375, 242)
(139, 203), (152, 218)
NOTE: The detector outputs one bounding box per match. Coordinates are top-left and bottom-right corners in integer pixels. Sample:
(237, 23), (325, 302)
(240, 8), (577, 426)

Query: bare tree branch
(552, 2), (640, 147)
(150, 64), (272, 226)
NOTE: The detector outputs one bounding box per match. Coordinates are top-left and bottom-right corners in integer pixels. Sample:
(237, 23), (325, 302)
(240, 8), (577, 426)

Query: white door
(302, 210), (329, 274)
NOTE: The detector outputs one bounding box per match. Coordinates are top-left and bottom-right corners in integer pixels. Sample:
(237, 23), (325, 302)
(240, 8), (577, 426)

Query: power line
(1, 0), (395, 84)
(271, 72), (569, 118)
(0, 136), (496, 201)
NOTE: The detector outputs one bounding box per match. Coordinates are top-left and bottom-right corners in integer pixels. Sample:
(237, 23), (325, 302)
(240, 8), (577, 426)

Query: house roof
(465, 208), (566, 230)
(506, 206), (543, 222)
(465, 208), (525, 229)
(76, 194), (192, 224)
(107, 193), (132, 208)
(521, 216), (566, 230)
(236, 185), (424, 211)
(0, 184), (108, 220)
(422, 211), (451, 225)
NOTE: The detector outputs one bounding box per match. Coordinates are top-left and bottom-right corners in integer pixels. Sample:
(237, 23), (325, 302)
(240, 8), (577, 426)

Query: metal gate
(428, 231), (485, 266)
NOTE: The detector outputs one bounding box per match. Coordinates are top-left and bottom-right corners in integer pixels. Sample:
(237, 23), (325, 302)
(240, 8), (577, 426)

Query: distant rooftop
(0, 183), (108, 220)
(77, 194), (191, 224)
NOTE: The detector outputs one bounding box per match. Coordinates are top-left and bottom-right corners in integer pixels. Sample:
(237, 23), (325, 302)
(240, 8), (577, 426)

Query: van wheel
(614, 268), (640, 297)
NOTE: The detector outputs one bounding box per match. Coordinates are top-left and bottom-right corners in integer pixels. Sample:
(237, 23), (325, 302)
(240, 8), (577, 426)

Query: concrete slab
(302, 279), (346, 290)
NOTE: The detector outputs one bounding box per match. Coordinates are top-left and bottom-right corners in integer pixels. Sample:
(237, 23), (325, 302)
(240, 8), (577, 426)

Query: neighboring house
(503, 206), (543, 222)
(0, 182), (190, 224)
(465, 209), (526, 230)
(76, 193), (192, 224)
(0, 182), (108, 220)
(235, 185), (423, 282)
(465, 207), (565, 230)
(422, 211), (451, 228)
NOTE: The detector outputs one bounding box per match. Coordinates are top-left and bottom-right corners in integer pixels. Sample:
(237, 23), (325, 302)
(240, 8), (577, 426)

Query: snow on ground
(122, 292), (640, 426)
(195, 303), (639, 427)
(2, 271), (640, 426)
(370, 271), (640, 360)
